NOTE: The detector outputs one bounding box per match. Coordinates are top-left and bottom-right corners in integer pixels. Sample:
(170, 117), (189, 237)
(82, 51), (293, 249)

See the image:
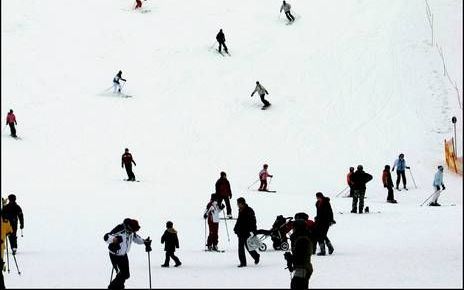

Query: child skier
(258, 164), (273, 191)
(161, 221), (181, 267)
(203, 194), (225, 251)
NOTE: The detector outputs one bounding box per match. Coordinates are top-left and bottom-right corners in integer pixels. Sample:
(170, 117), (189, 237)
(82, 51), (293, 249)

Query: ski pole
(204, 217), (207, 250)
(268, 176), (273, 188)
(222, 211), (230, 243)
(247, 179), (259, 190)
(147, 251), (152, 289)
(12, 253), (20, 275)
(335, 186), (349, 197)
(408, 168), (417, 189)
(420, 190), (440, 206)
(21, 228), (23, 237)
(5, 239), (10, 273)
(110, 267), (114, 284)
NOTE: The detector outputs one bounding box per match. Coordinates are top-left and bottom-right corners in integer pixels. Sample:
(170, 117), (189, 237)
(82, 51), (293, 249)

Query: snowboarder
(203, 194), (225, 251)
(346, 167), (355, 197)
(285, 216), (313, 290)
(429, 165), (445, 206)
(215, 171), (233, 218)
(392, 153), (410, 190)
(314, 192), (335, 256)
(161, 221), (182, 267)
(2, 194), (24, 255)
(350, 165), (373, 214)
(382, 165), (397, 203)
(258, 164), (273, 191)
(216, 29), (229, 54)
(233, 197), (260, 267)
(104, 218), (148, 290)
(251, 81), (271, 109)
(113, 70), (126, 93)
(122, 148), (137, 181)
(6, 109), (17, 138)
(280, 1), (295, 23)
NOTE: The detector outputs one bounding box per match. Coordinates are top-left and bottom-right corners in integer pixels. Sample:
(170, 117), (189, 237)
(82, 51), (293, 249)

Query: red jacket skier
(6, 109), (17, 138)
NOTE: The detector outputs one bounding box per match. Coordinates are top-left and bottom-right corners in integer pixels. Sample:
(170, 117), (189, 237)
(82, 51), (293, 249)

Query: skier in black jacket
(216, 29), (229, 54)
(2, 194), (24, 254)
(351, 165), (373, 213)
(233, 197), (260, 267)
(314, 192), (335, 255)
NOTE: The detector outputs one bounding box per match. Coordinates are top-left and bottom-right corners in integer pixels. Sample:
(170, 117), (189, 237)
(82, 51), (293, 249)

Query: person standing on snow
(6, 109), (17, 138)
(392, 153), (410, 190)
(2, 194), (24, 255)
(233, 197), (260, 267)
(350, 165), (373, 214)
(203, 194), (225, 251)
(346, 167), (355, 197)
(113, 70), (127, 93)
(122, 148), (137, 181)
(216, 29), (229, 54)
(251, 81), (271, 109)
(215, 171), (233, 218)
(258, 164), (273, 191)
(429, 165), (446, 206)
(314, 192), (335, 256)
(104, 218), (149, 290)
(382, 165), (397, 203)
(161, 221), (182, 267)
(280, 1), (295, 22)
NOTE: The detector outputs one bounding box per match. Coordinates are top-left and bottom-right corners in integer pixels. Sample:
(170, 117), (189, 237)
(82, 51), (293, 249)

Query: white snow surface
(1, 0), (463, 288)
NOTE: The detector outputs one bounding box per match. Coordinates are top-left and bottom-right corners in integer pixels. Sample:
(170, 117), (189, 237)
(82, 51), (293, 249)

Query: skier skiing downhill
(280, 1), (295, 23)
(258, 164), (273, 191)
(6, 109), (17, 138)
(251, 81), (271, 109)
(216, 29), (229, 54)
(113, 70), (126, 93)
(429, 165), (446, 206)
(121, 148), (137, 181)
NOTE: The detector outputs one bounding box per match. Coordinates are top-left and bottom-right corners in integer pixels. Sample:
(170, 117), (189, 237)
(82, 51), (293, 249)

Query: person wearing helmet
(392, 153), (410, 190)
(2, 194), (24, 255)
(429, 165), (446, 206)
(104, 218), (148, 290)
(350, 165), (373, 213)
(113, 70), (126, 93)
(6, 109), (17, 138)
(258, 164), (273, 191)
(121, 148), (137, 181)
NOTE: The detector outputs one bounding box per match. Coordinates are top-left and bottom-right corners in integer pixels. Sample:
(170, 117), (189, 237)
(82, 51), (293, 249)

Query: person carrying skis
(350, 165), (373, 214)
(280, 1), (295, 22)
(382, 165), (397, 203)
(233, 197), (260, 267)
(429, 165), (445, 206)
(6, 109), (17, 138)
(122, 148), (137, 181)
(215, 171), (233, 218)
(203, 194), (225, 251)
(251, 81), (271, 109)
(392, 153), (410, 190)
(161, 221), (182, 267)
(2, 194), (24, 255)
(216, 29), (229, 54)
(113, 70), (126, 93)
(258, 164), (273, 191)
(104, 218), (148, 290)
(346, 167), (355, 197)
(314, 192), (335, 256)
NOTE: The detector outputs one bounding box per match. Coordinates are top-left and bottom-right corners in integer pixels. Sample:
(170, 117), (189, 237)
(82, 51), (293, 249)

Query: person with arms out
(6, 109), (17, 138)
(429, 165), (445, 206)
(161, 221), (182, 267)
(203, 194), (224, 251)
(314, 192), (335, 255)
(2, 194), (24, 255)
(251, 81), (271, 109)
(280, 1), (295, 23)
(233, 197), (260, 267)
(216, 29), (229, 54)
(258, 164), (273, 191)
(122, 148), (137, 181)
(350, 165), (373, 214)
(113, 70), (126, 93)
(382, 165), (397, 203)
(392, 153), (410, 190)
(215, 171), (233, 218)
(104, 218), (148, 290)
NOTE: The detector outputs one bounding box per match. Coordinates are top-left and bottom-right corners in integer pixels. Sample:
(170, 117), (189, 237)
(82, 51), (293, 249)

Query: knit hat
(124, 218), (140, 232)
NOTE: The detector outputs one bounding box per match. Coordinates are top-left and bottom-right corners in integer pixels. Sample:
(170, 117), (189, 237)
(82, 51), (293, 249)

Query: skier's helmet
(357, 165), (363, 170)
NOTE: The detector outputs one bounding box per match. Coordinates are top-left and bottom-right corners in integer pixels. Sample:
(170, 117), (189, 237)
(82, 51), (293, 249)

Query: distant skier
(251, 81), (271, 109)
(382, 165), (397, 203)
(392, 153), (410, 190)
(113, 70), (126, 93)
(280, 1), (295, 23)
(350, 165), (373, 214)
(429, 165), (445, 206)
(258, 164), (273, 191)
(215, 171), (233, 218)
(346, 167), (355, 197)
(121, 148), (137, 181)
(203, 194), (225, 251)
(104, 218), (148, 290)
(216, 29), (229, 54)
(2, 194), (24, 255)
(161, 221), (182, 267)
(6, 109), (17, 138)
(233, 197), (260, 267)
(314, 192), (335, 255)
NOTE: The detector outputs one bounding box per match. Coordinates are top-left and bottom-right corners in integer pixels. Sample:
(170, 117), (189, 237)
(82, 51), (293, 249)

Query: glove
(20, 225), (24, 229)
(103, 233), (109, 241)
(203, 214), (207, 219)
(250, 94), (253, 97)
(435, 185), (440, 191)
(219, 203), (225, 210)
(144, 237), (152, 252)
(441, 185), (445, 190)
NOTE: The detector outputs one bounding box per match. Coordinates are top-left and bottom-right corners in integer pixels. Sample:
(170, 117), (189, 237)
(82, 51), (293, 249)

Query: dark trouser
(8, 223), (18, 250)
(352, 189), (366, 213)
(124, 164), (135, 181)
(217, 196), (232, 215)
(238, 236), (260, 266)
(285, 11), (295, 21)
(207, 221), (219, 247)
(290, 265), (313, 290)
(349, 186), (354, 197)
(8, 123), (16, 137)
(163, 251), (181, 266)
(396, 170), (406, 188)
(386, 185), (394, 201)
(218, 42), (228, 53)
(315, 224), (333, 254)
(258, 179), (268, 190)
(259, 94), (271, 107)
(108, 253), (130, 290)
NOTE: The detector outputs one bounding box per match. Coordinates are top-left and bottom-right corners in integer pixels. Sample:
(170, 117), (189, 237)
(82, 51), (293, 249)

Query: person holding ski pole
(6, 109), (17, 138)
(258, 164), (273, 191)
(215, 171), (233, 218)
(122, 148), (137, 181)
(216, 29), (229, 54)
(382, 165), (397, 203)
(392, 153), (410, 191)
(251, 81), (271, 109)
(429, 165), (445, 206)
(113, 70), (126, 93)
(2, 194), (24, 255)
(203, 194), (225, 251)
(280, 1), (295, 23)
